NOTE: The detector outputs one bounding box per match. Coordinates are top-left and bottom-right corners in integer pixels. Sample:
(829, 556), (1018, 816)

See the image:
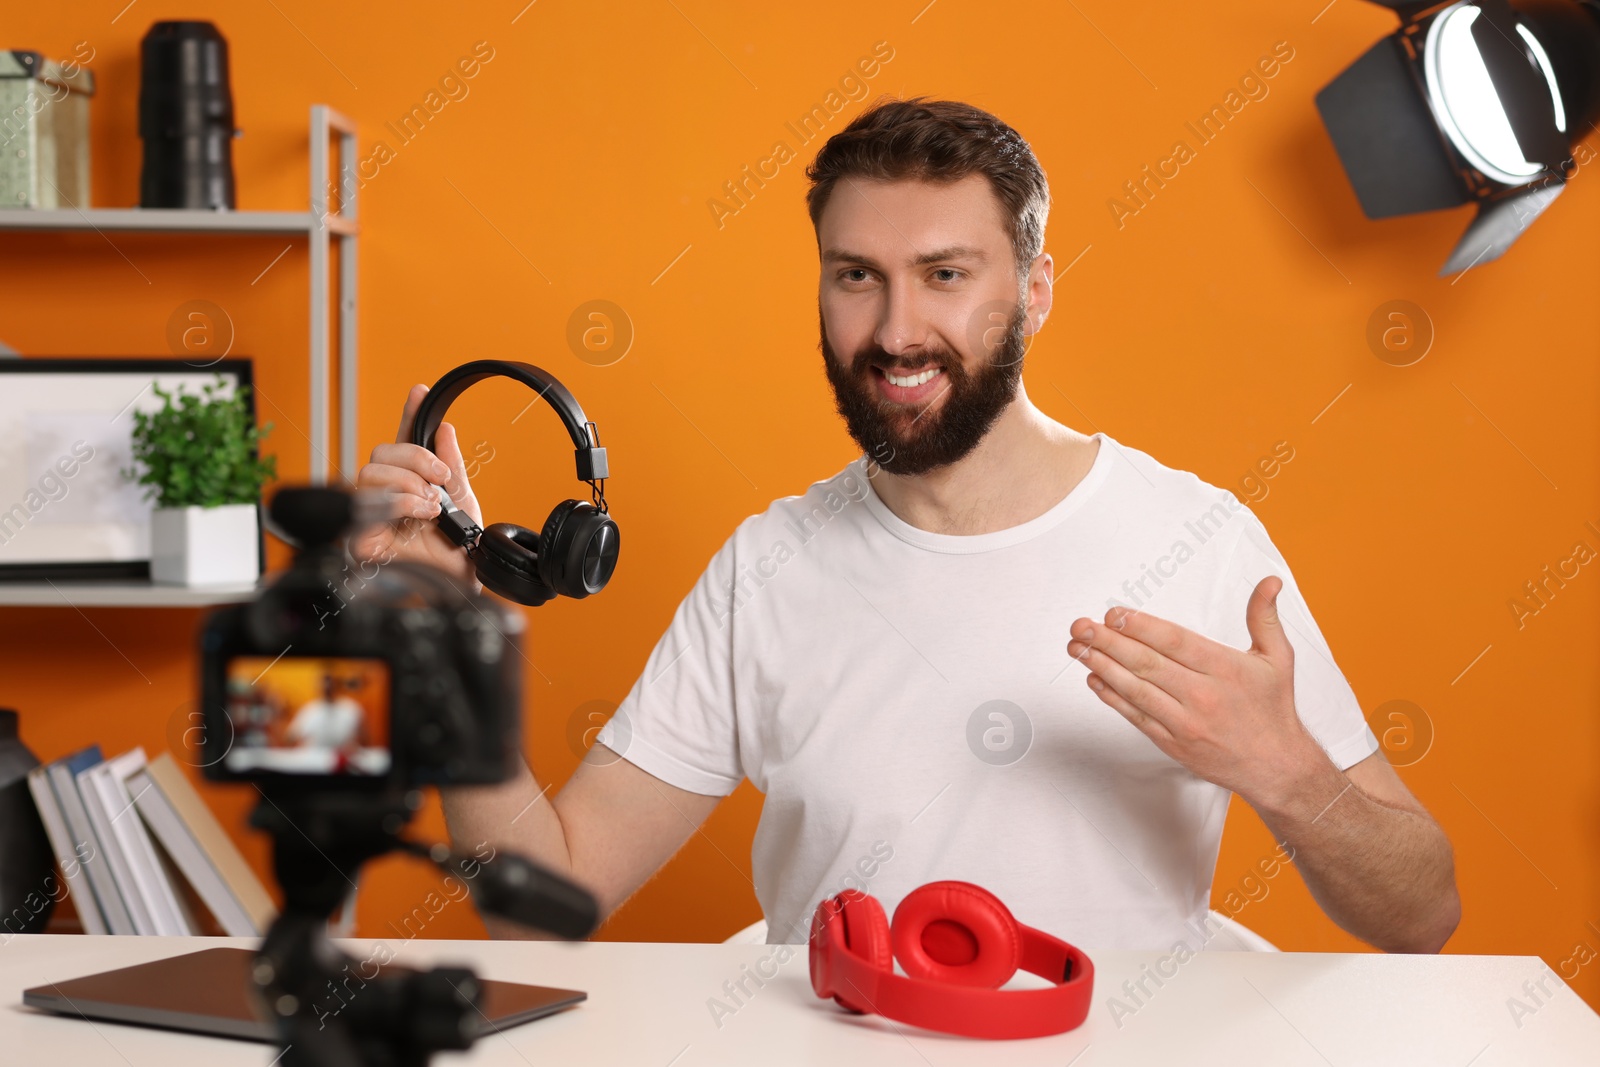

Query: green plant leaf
(121, 375), (277, 507)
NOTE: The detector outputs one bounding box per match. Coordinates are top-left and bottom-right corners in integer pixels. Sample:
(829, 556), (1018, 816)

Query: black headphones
(411, 360), (619, 607)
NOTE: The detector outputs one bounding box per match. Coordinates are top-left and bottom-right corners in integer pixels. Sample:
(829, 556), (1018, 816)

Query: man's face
(817, 174), (1035, 476)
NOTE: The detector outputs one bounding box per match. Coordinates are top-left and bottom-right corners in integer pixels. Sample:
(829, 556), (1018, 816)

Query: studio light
(1316, 1), (1600, 274)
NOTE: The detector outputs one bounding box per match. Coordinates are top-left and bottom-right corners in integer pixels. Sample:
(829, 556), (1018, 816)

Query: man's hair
(804, 96), (1050, 286)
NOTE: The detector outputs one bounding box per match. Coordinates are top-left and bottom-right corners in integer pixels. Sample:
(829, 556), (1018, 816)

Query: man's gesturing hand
(350, 383), (484, 590)
(1065, 576), (1328, 806)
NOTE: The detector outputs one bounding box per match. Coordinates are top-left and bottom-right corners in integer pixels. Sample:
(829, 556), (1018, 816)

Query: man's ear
(1024, 251), (1054, 334)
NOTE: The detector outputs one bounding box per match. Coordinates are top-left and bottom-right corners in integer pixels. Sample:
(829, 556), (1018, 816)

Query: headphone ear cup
(890, 881), (1021, 989)
(539, 500), (620, 599)
(830, 890), (892, 1014)
(473, 523), (556, 606)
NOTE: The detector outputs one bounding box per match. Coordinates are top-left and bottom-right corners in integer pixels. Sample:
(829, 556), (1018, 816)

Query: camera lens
(138, 21), (238, 210)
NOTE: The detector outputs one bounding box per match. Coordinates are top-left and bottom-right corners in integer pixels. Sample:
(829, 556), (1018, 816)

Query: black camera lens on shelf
(138, 20), (238, 210)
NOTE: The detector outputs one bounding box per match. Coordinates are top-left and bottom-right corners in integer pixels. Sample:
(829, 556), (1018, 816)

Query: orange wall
(3, 0), (1597, 1010)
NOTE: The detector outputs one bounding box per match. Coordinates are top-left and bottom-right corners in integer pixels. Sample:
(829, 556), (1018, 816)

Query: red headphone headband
(808, 881), (1094, 1040)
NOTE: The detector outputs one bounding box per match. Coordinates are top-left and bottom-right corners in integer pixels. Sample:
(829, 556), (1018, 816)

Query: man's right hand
(352, 383), (484, 590)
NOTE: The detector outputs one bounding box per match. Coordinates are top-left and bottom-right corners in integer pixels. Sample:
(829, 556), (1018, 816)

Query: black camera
(199, 485), (521, 787)
(192, 486), (599, 1067)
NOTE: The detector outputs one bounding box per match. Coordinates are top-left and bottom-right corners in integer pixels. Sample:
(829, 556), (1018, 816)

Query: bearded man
(354, 97), (1459, 954)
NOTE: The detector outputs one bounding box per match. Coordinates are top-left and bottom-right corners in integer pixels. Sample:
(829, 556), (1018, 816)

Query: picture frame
(0, 357), (262, 581)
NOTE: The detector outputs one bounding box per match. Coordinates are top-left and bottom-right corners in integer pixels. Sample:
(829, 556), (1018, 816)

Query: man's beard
(820, 298), (1027, 477)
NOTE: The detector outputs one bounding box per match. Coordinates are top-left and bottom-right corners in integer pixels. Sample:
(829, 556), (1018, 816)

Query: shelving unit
(0, 104), (359, 480)
(0, 105), (358, 608)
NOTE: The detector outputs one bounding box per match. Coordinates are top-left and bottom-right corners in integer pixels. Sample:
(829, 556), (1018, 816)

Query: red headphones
(808, 880), (1094, 1040)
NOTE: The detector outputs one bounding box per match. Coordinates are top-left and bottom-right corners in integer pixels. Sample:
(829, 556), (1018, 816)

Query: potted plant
(122, 376), (276, 586)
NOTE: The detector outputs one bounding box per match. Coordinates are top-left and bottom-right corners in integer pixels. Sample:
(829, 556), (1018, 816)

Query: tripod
(248, 788), (597, 1067)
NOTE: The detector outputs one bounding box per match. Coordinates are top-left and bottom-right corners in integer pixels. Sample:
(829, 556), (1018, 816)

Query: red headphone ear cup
(839, 891), (893, 970)
(830, 890), (892, 1014)
(890, 881), (1020, 989)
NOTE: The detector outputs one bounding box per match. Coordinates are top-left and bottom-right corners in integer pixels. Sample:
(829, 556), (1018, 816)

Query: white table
(2, 935), (1597, 1065)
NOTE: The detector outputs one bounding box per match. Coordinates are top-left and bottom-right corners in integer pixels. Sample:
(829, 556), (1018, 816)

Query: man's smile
(871, 363), (946, 404)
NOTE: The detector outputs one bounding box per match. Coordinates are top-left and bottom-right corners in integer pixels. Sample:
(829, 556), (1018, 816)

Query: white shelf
(0, 208), (322, 234)
(0, 579), (259, 607)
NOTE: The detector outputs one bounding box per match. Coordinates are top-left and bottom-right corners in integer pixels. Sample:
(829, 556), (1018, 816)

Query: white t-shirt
(288, 697), (362, 749)
(596, 432), (1379, 948)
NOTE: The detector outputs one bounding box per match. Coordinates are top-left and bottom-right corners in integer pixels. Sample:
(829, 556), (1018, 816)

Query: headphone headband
(411, 359), (609, 483)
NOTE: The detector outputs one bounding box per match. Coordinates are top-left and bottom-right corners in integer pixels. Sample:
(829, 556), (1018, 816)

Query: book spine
(146, 755), (275, 932)
(106, 754), (193, 936)
(131, 777), (256, 937)
(48, 762), (133, 934)
(79, 765), (157, 935)
(26, 766), (107, 935)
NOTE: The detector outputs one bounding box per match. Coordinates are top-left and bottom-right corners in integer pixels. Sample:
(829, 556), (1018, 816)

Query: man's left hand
(1065, 575), (1327, 806)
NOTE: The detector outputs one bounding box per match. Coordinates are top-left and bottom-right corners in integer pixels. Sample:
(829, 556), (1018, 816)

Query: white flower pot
(149, 503), (260, 586)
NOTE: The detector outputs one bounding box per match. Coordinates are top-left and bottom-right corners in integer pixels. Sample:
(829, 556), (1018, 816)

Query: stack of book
(25, 746), (275, 936)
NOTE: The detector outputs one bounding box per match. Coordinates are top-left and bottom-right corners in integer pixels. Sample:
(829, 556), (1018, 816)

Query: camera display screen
(221, 656), (392, 776)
